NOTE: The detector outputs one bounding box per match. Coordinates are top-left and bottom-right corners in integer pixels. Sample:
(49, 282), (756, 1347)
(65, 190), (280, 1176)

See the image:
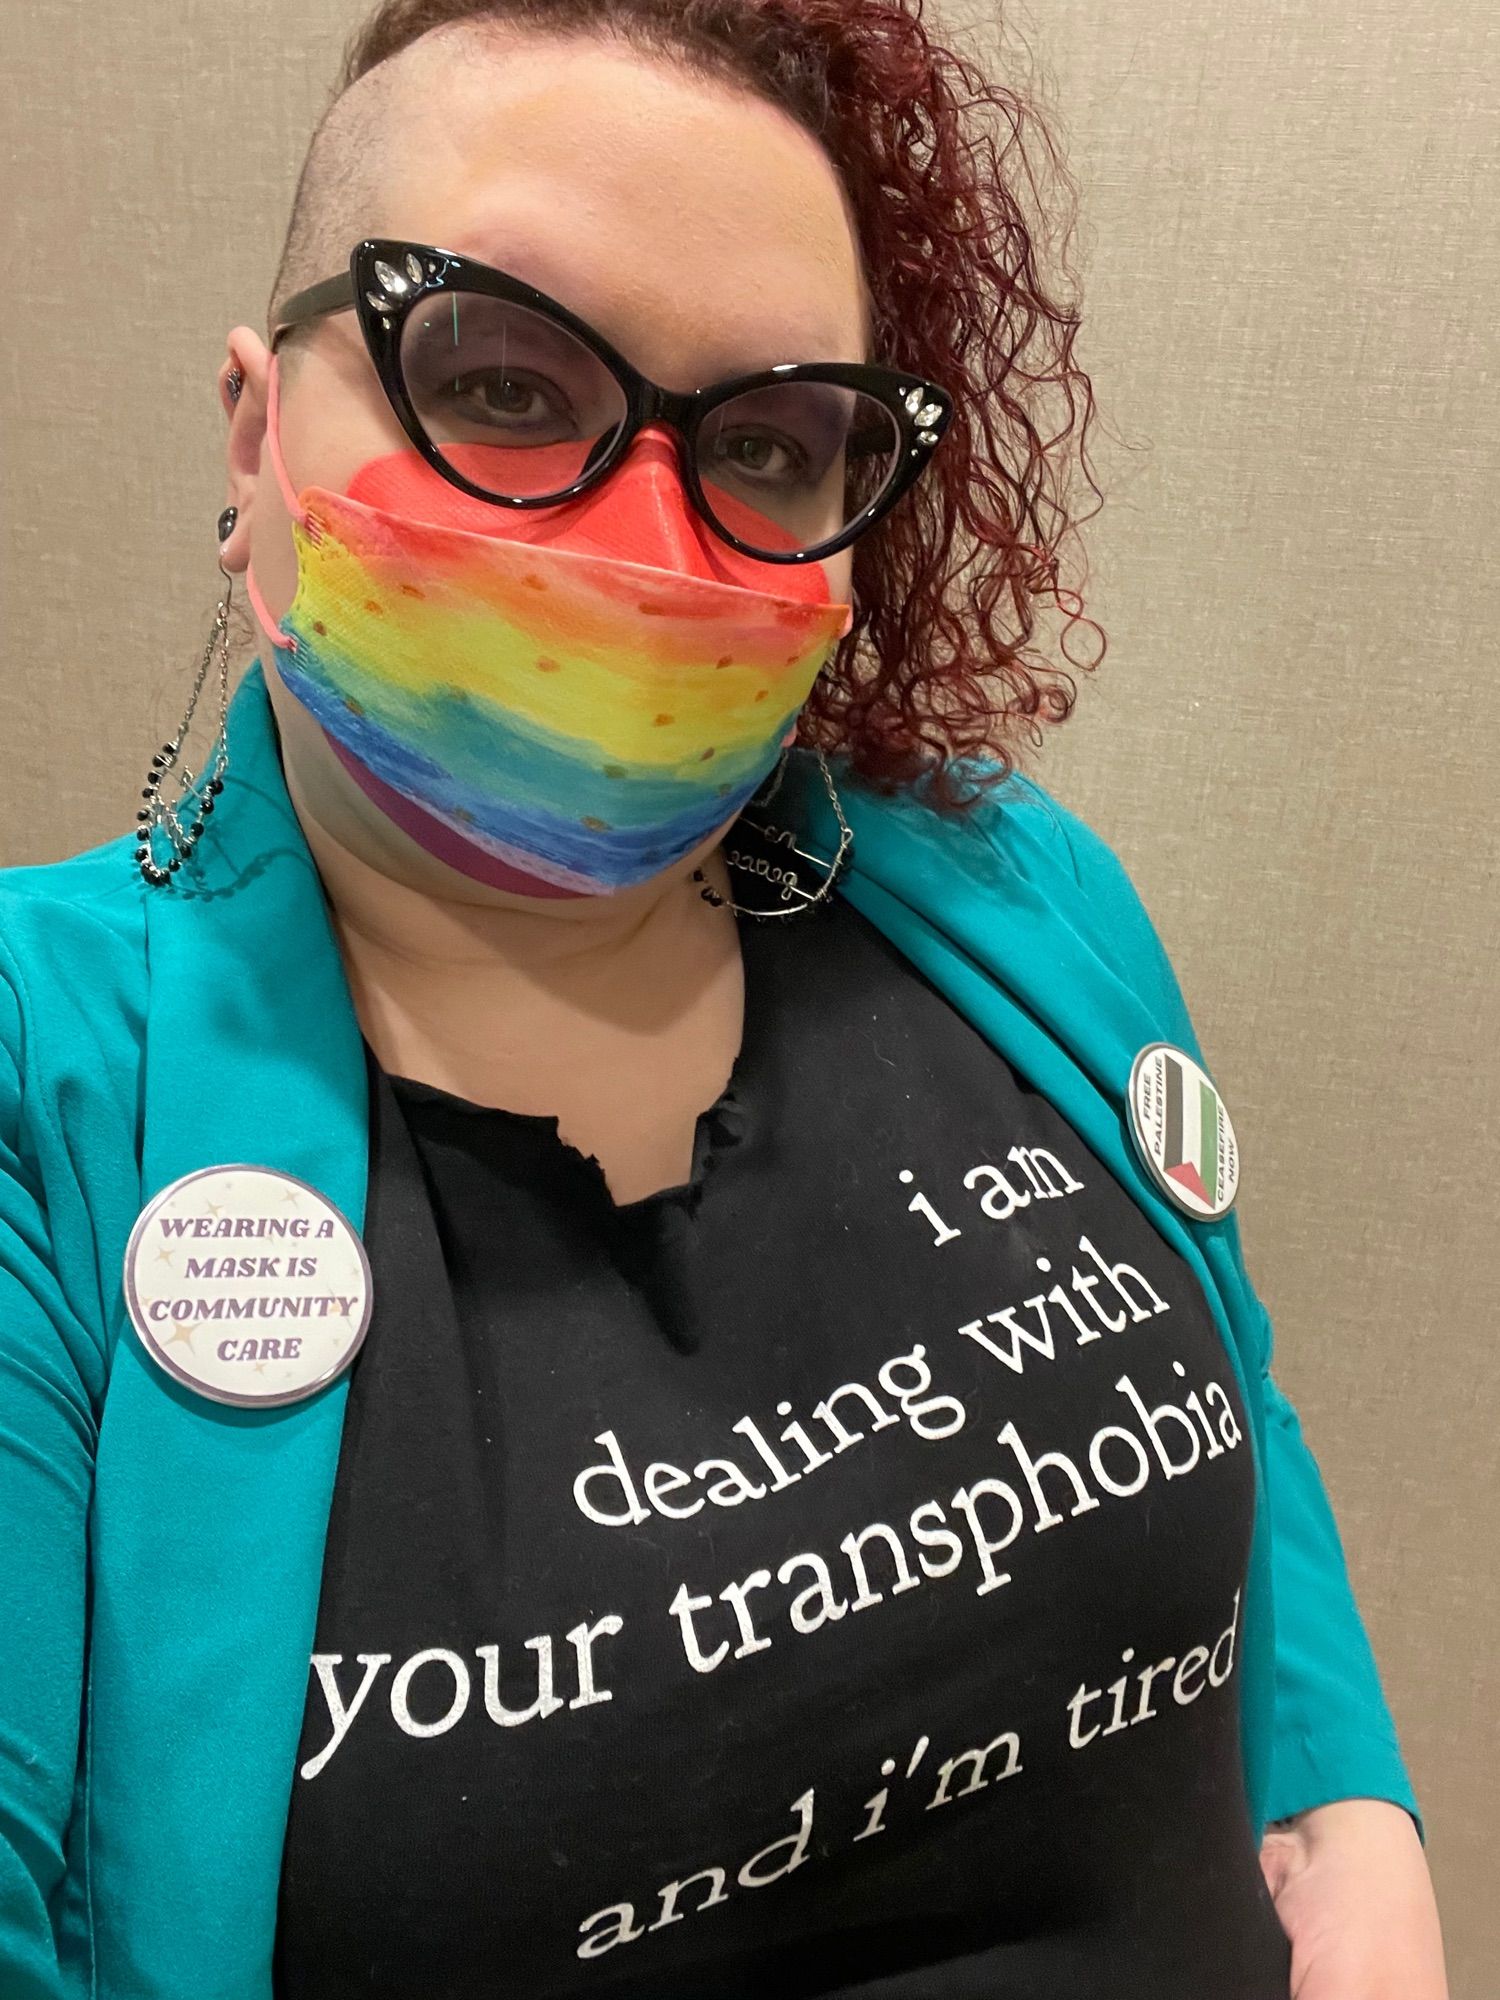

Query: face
(218, 32), (868, 913)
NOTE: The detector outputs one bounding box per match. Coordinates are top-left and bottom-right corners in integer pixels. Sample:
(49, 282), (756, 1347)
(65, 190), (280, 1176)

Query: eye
(706, 427), (809, 486)
(433, 367), (577, 433)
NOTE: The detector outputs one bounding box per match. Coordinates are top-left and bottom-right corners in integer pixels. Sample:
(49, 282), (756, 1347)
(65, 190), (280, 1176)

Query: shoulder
(842, 751), (1114, 885)
(990, 766), (1187, 1024)
(999, 771), (1172, 953)
(940, 759), (1136, 903)
(0, 824), (143, 914)
(0, 831), (148, 1064)
(962, 762), (1101, 880)
(846, 756), (1192, 1036)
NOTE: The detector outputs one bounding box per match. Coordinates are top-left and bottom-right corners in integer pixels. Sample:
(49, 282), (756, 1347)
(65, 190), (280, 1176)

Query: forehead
(371, 33), (869, 380)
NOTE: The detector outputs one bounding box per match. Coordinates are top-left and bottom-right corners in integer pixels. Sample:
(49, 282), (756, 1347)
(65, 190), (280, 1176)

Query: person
(0, 2), (1450, 1996)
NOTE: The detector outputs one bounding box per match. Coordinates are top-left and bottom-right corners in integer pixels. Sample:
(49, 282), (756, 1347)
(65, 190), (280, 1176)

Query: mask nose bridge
(599, 415), (720, 575)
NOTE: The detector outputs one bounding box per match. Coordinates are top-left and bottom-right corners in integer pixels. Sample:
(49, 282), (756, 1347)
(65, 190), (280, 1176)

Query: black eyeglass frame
(269, 238), (956, 566)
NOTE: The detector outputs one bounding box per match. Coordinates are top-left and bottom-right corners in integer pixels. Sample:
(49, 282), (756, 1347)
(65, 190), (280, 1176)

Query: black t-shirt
(273, 891), (1291, 1999)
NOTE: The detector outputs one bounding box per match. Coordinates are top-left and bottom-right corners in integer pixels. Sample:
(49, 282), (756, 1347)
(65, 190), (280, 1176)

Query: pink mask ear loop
(262, 354), (306, 521)
(243, 353), (306, 654)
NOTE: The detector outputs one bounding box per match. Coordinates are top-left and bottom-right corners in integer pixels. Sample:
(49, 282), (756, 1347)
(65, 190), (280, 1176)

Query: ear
(218, 327), (272, 575)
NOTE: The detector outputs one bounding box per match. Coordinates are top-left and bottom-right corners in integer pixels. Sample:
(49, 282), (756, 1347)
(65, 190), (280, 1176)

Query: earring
(135, 513), (235, 887)
(226, 365), (243, 404)
(693, 747), (853, 920)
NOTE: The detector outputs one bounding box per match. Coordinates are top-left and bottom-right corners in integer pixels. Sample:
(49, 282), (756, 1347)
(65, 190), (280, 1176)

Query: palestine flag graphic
(1127, 1042), (1240, 1219)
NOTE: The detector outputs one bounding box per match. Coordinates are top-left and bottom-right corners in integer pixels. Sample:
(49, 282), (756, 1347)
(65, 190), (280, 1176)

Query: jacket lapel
(90, 661), (369, 1997)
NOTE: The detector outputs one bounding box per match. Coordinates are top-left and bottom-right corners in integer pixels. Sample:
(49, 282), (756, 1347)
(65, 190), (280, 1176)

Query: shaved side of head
(264, 13), (754, 354)
(265, 22), (513, 347)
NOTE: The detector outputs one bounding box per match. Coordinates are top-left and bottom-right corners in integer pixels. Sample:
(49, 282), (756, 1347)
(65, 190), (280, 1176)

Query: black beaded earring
(135, 511), (234, 886)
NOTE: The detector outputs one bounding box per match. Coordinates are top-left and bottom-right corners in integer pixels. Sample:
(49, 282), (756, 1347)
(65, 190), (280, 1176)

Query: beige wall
(4, 0), (1496, 1988)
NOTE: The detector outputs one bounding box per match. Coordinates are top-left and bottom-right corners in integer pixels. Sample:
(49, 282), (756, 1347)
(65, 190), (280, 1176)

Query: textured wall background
(2, 0), (1496, 1987)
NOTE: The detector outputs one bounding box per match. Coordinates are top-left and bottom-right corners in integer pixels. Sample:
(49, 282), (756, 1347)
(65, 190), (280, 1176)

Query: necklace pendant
(719, 807), (846, 919)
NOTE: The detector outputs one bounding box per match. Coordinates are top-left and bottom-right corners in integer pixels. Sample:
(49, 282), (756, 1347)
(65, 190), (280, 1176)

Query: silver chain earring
(693, 746), (853, 920)
(135, 510), (235, 886)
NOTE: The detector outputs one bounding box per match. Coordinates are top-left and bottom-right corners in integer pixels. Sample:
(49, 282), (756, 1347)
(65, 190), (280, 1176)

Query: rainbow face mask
(245, 357), (854, 899)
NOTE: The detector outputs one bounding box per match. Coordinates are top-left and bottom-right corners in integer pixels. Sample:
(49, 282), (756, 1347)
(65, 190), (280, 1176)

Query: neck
(320, 829), (730, 991)
(279, 746), (741, 1093)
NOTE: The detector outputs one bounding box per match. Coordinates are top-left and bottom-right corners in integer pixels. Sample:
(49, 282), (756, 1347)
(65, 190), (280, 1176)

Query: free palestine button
(123, 1164), (372, 1407)
(1126, 1042), (1241, 1222)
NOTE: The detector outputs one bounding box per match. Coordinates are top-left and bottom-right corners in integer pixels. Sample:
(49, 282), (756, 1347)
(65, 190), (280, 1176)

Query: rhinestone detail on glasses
(367, 252), (430, 316)
(903, 386), (944, 430)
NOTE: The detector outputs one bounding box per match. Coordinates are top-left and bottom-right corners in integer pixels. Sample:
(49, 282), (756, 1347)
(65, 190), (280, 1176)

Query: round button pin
(123, 1164), (373, 1408)
(1126, 1042), (1240, 1221)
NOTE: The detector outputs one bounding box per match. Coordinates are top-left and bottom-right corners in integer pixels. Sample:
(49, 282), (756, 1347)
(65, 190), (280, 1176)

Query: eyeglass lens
(398, 291), (904, 557)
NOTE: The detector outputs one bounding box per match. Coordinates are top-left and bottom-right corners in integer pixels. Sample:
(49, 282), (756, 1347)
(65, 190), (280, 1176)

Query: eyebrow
(694, 328), (870, 377)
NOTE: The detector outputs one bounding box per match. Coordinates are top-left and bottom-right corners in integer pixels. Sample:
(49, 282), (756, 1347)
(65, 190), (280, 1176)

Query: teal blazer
(0, 661), (1419, 2000)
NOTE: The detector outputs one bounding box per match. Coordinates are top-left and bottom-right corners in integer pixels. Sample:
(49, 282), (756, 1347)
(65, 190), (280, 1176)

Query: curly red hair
(301, 0), (1108, 813)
